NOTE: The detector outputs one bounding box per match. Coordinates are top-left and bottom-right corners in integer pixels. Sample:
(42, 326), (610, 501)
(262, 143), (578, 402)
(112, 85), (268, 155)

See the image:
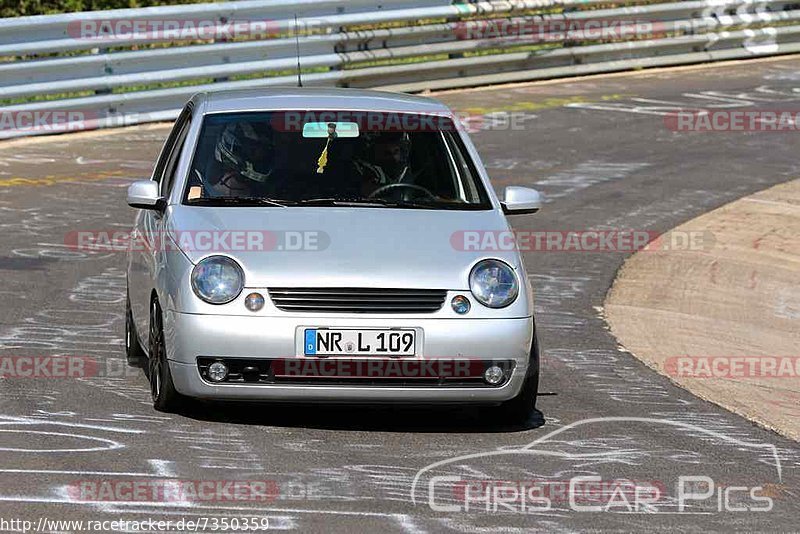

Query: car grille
(268, 288), (448, 314)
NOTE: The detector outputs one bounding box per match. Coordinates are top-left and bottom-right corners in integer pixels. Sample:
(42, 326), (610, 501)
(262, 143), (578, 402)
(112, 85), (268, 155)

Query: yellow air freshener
(315, 123), (338, 174)
(316, 140), (330, 174)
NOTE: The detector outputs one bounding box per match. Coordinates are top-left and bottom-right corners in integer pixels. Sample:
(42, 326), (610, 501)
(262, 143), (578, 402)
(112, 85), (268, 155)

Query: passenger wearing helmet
(208, 122), (274, 197)
(353, 131), (411, 196)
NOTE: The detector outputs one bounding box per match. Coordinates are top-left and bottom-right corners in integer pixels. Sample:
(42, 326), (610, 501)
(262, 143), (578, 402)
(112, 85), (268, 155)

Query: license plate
(304, 329), (416, 356)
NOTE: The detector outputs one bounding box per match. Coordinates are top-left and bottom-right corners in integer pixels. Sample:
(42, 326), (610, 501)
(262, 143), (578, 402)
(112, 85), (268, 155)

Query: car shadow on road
(177, 401), (546, 433)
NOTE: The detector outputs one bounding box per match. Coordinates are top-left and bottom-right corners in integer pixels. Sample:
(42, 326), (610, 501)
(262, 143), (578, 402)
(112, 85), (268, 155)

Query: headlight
(191, 256), (245, 304)
(469, 259), (519, 308)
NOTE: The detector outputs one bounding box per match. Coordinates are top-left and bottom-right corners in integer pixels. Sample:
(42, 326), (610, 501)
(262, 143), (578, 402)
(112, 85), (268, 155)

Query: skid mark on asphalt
(0, 413), (140, 454)
(598, 189), (736, 232)
(483, 158), (554, 172)
(0, 170), (128, 187)
(534, 276), (794, 463)
(527, 266), (800, 474)
(565, 85), (800, 116)
(0, 307), (121, 354)
(0, 68), (799, 531)
(454, 94), (629, 116)
(763, 65), (800, 81)
(0, 257), (405, 525)
(0, 266), (138, 406)
(0, 412), (318, 521)
(532, 162), (651, 202)
(549, 347), (691, 408)
(0, 205), (86, 239)
(406, 419), (791, 529)
(69, 268), (127, 306)
(168, 426), (267, 472)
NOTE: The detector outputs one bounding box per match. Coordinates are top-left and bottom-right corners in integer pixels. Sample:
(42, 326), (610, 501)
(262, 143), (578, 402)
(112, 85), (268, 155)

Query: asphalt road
(1, 57), (799, 533)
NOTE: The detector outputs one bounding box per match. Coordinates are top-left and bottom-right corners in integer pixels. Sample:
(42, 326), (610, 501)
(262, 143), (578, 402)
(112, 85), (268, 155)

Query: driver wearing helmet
(353, 131), (411, 196)
(207, 122), (274, 197)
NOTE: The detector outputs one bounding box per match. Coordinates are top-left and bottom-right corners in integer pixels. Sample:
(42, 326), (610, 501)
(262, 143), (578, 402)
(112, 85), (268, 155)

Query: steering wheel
(368, 183), (436, 201)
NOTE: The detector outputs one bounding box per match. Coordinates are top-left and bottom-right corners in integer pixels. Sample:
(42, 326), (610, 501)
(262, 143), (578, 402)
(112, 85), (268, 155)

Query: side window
(161, 114), (192, 198)
(152, 105), (192, 197)
(444, 132), (488, 204)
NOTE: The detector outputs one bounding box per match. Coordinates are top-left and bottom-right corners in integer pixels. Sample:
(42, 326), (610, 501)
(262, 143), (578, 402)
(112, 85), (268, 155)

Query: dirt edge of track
(605, 179), (800, 441)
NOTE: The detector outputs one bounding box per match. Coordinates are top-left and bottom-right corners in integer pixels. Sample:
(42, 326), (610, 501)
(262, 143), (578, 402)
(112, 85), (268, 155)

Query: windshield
(183, 111), (492, 210)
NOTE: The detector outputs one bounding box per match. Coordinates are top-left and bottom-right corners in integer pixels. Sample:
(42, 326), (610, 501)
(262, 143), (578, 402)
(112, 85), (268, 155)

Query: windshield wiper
(189, 197), (293, 208)
(295, 198), (389, 207)
(190, 196), (459, 210)
(378, 198), (484, 210)
(358, 198), (441, 210)
(296, 198), (441, 209)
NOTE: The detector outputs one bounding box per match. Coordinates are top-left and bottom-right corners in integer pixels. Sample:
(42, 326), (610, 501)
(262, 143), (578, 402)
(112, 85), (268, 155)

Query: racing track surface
(1, 57), (800, 532)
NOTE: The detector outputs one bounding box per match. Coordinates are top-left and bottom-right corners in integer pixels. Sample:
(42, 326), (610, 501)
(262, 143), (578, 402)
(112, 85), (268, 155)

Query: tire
(125, 294), (146, 367)
(497, 331), (540, 424)
(148, 299), (186, 413)
(497, 371), (539, 424)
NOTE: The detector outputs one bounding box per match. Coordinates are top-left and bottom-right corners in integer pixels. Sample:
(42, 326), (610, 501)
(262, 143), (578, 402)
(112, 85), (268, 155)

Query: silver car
(125, 88), (543, 421)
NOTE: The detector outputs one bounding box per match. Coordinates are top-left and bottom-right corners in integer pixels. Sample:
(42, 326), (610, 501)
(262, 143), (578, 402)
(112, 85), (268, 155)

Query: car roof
(198, 87), (452, 114)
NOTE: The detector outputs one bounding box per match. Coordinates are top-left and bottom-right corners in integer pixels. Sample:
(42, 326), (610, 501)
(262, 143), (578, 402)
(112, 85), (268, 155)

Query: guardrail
(1, 0), (799, 138)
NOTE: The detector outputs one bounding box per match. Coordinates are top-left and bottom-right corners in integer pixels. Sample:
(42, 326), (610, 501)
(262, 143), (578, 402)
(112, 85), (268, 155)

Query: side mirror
(127, 180), (165, 211)
(501, 186), (542, 215)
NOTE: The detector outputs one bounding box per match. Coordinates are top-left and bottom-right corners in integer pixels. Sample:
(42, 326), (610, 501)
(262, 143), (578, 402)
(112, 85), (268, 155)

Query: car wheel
(497, 332), (540, 423)
(125, 294), (146, 366)
(148, 299), (185, 413)
(497, 371), (539, 424)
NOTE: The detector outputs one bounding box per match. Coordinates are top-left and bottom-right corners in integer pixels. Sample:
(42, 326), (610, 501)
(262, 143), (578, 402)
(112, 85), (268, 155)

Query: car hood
(166, 206), (519, 289)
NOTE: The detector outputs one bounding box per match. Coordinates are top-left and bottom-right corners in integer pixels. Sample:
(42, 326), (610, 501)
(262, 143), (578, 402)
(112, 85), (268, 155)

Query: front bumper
(165, 311), (535, 403)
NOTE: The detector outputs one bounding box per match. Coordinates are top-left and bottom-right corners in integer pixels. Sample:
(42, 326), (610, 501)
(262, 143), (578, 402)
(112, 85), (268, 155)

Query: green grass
(2, 0), (217, 18)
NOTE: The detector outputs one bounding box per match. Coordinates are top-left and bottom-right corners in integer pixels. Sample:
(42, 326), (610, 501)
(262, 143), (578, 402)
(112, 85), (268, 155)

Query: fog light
(245, 292), (265, 312)
(451, 295), (471, 315)
(208, 361), (229, 382)
(484, 365), (504, 385)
